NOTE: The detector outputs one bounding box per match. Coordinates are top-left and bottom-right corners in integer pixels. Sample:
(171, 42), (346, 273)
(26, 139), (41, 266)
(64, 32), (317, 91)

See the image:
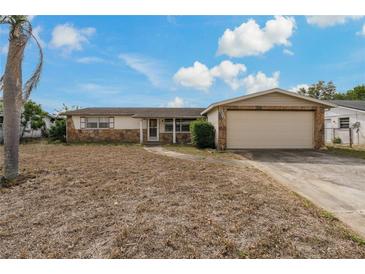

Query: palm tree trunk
(3, 26), (27, 180)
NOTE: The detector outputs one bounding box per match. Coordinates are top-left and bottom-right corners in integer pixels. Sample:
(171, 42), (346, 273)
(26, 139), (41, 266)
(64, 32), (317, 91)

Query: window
(86, 117), (98, 128)
(164, 118), (195, 132)
(181, 119), (192, 132)
(164, 119), (173, 132)
(80, 117), (114, 129)
(99, 117), (111, 128)
(339, 117), (350, 129)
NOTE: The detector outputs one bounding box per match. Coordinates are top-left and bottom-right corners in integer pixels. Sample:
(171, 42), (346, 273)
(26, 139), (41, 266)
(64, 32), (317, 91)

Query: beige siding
(226, 110), (314, 149)
(72, 116), (81, 129)
(71, 115), (145, 129)
(207, 107), (219, 146)
(114, 116), (141, 129)
(226, 92), (318, 107)
(160, 119), (165, 133)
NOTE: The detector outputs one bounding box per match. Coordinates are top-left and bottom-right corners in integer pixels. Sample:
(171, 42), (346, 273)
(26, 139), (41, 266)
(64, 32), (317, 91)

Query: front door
(148, 119), (159, 141)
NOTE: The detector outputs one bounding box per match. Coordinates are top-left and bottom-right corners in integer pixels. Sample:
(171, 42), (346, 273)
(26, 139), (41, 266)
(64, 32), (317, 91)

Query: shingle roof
(329, 100), (365, 112)
(63, 107), (205, 118)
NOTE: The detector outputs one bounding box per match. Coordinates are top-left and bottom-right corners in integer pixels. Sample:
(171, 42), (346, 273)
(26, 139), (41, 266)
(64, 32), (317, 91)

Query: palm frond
(0, 16), (41, 99)
(22, 29), (43, 101)
(0, 75), (3, 92)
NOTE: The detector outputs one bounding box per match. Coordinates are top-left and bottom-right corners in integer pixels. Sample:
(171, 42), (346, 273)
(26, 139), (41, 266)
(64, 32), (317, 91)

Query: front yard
(0, 143), (364, 258)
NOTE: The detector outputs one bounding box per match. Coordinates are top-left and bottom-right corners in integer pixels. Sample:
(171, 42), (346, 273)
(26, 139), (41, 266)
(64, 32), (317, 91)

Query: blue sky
(1, 15), (365, 112)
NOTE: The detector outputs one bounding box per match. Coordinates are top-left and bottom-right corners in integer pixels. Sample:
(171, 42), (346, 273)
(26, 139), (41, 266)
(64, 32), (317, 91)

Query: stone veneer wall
(159, 132), (191, 144)
(67, 116), (190, 144)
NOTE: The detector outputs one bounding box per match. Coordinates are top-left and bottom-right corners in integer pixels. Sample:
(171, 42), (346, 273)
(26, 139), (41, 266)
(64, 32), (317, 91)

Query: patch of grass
(68, 141), (142, 147)
(341, 229), (365, 246)
(326, 146), (365, 160)
(237, 250), (249, 259)
(320, 210), (339, 221)
(163, 144), (242, 159)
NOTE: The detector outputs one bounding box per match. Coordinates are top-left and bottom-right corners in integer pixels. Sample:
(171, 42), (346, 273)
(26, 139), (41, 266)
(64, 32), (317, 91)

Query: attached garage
(226, 110), (314, 149)
(202, 88), (335, 150)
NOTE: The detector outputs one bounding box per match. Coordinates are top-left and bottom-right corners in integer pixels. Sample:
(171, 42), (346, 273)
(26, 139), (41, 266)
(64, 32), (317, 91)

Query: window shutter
(80, 117), (86, 129)
(109, 117), (114, 128)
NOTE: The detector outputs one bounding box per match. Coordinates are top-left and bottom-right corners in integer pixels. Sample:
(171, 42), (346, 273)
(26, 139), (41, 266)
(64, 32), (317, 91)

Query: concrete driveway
(238, 150), (365, 238)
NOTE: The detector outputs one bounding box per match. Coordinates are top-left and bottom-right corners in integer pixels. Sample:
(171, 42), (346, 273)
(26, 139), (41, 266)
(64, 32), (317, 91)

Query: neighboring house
(325, 100), (365, 145)
(0, 99), (55, 142)
(0, 114), (55, 141)
(65, 88), (334, 150)
(20, 114), (55, 138)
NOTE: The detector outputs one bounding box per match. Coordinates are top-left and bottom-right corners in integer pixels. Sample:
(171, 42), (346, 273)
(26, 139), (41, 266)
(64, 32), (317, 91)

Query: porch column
(173, 118), (176, 144)
(139, 119), (143, 144)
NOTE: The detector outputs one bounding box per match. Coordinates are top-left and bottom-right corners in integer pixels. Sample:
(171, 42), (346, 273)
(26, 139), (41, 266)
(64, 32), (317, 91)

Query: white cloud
(173, 60), (247, 91)
(283, 48), (294, 56)
(32, 26), (46, 47)
(173, 61), (214, 91)
(242, 71), (280, 94)
(210, 60), (247, 90)
(289, 84), (309, 92)
(76, 56), (105, 64)
(119, 53), (166, 87)
(306, 16), (363, 28)
(173, 60), (279, 93)
(77, 83), (121, 95)
(27, 16), (36, 22)
(50, 24), (96, 52)
(356, 24), (365, 36)
(167, 97), (184, 107)
(217, 16), (295, 57)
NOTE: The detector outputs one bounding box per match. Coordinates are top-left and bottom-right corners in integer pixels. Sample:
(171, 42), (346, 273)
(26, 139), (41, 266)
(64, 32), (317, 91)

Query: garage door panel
(227, 111), (314, 149)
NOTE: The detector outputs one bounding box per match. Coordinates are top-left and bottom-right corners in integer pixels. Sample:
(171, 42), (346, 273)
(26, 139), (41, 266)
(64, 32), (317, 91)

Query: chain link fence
(325, 127), (359, 147)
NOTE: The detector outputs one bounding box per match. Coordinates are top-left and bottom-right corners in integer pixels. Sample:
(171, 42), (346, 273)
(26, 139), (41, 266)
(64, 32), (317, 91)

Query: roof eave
(334, 105), (365, 113)
(131, 115), (203, 118)
(201, 88), (336, 114)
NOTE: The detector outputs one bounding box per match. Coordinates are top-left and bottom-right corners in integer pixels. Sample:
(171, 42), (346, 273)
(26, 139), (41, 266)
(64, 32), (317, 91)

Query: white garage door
(226, 110), (314, 149)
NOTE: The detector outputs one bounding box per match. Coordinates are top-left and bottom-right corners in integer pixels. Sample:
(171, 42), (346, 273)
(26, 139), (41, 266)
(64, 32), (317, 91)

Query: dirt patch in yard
(0, 143), (364, 258)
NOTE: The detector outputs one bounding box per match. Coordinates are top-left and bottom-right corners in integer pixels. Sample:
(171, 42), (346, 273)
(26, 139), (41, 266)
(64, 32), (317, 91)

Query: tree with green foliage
(48, 119), (66, 142)
(0, 16), (43, 181)
(47, 104), (79, 142)
(190, 119), (215, 149)
(298, 81), (337, 100)
(20, 100), (47, 138)
(334, 85), (365, 100)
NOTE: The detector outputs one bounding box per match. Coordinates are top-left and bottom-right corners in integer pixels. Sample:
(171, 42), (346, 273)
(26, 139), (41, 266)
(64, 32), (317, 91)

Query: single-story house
(325, 100), (365, 145)
(65, 107), (205, 144)
(64, 88), (334, 150)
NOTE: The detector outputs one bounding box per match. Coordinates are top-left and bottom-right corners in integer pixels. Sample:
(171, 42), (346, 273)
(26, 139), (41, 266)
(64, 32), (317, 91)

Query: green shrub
(190, 119), (215, 148)
(333, 137), (342, 144)
(48, 119), (66, 142)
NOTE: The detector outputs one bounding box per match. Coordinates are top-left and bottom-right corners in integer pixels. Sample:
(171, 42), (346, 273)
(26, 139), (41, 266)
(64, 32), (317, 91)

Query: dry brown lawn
(0, 143), (364, 258)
